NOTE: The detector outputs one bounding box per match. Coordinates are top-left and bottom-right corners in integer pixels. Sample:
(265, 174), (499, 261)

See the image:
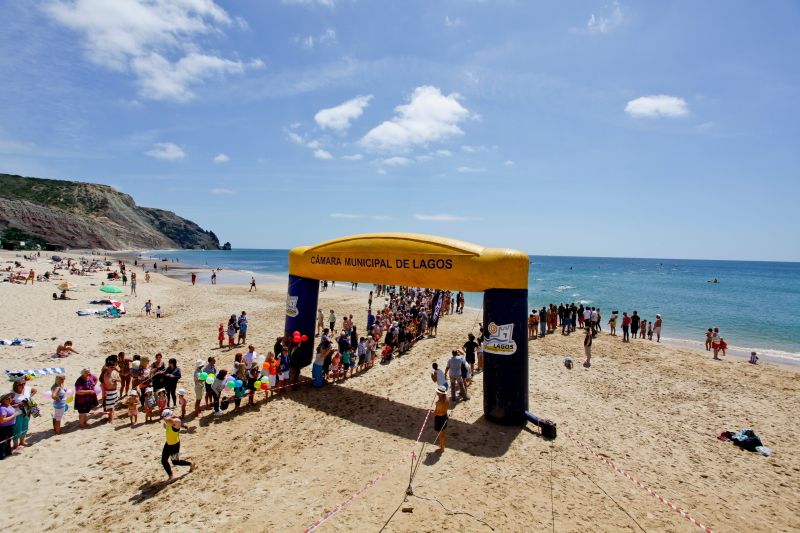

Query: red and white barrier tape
(564, 430), (714, 533)
(303, 406), (433, 533)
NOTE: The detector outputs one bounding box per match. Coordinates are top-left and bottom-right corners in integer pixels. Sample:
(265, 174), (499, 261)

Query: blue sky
(1, 1), (798, 261)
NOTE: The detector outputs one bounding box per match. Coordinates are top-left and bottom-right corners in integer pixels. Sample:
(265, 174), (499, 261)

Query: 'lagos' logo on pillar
(483, 322), (517, 355)
(286, 295), (299, 317)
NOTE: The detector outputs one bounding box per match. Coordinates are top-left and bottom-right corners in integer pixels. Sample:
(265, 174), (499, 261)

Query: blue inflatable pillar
(482, 288), (529, 425)
(284, 274), (320, 368)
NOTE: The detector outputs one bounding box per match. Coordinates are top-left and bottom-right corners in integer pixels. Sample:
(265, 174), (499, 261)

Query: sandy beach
(1, 250), (798, 533)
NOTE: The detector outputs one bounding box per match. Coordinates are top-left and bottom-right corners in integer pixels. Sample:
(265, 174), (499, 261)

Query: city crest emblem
(286, 295), (299, 317)
(483, 322), (517, 355)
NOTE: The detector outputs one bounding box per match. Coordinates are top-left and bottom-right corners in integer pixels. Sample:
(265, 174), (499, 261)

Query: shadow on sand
(286, 383), (523, 457)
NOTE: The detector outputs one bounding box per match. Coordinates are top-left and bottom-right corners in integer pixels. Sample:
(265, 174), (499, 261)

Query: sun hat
(128, 390), (138, 396)
(436, 385), (447, 395)
(145, 387), (154, 393)
(177, 388), (186, 396)
(161, 409), (173, 418)
(156, 388), (165, 394)
(195, 359), (205, 367)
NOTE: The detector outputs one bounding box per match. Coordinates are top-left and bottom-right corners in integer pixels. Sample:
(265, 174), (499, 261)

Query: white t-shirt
(591, 310), (598, 322)
(434, 368), (447, 387)
(447, 355), (464, 378)
(243, 351), (256, 369)
(583, 309), (591, 321)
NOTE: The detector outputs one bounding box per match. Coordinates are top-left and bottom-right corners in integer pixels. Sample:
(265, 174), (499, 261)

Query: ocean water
(144, 249), (800, 359)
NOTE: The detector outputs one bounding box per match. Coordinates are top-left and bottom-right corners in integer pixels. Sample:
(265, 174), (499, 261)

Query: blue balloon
(235, 379), (243, 388)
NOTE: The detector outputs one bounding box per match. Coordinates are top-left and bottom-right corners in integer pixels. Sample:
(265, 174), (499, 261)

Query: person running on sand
(56, 340), (79, 358)
(249, 277), (256, 292)
(160, 409), (194, 481)
(433, 385), (449, 453)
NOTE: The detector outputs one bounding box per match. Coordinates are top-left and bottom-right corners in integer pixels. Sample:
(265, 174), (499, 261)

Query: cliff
(0, 173), (221, 250)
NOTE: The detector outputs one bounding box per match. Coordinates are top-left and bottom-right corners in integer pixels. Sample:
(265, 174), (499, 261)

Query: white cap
(161, 409), (173, 418)
(195, 359), (205, 367)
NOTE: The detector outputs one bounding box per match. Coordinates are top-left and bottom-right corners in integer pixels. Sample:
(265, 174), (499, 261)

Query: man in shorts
(433, 385), (449, 452)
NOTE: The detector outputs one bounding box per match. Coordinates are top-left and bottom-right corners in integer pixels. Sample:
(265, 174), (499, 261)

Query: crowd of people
(527, 304), (664, 343)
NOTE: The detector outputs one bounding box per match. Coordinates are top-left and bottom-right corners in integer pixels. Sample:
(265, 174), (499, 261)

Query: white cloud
(414, 213), (481, 222)
(586, 1), (624, 34)
(313, 148), (334, 160)
(381, 156), (412, 166)
(213, 153), (230, 163)
(43, 0), (261, 102)
(504, 160), (514, 166)
(625, 95), (689, 118)
(283, 0), (334, 6)
(330, 212), (361, 219)
(341, 154), (363, 160)
(145, 142), (185, 160)
(445, 16), (463, 28)
(297, 28), (337, 49)
(287, 132), (305, 145)
(695, 121), (714, 132)
(436, 149), (452, 157)
(306, 139), (322, 149)
(461, 144), (485, 153)
(377, 168), (387, 175)
(360, 86), (471, 152)
(210, 188), (233, 195)
(416, 154), (433, 162)
(457, 166), (485, 173)
(315, 95), (373, 131)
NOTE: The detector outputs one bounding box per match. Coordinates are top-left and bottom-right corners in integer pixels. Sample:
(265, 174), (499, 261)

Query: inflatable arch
(284, 233), (530, 425)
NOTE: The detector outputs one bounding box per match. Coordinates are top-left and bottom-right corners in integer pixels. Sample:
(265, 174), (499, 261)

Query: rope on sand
(563, 430), (714, 533)
(303, 401), (434, 533)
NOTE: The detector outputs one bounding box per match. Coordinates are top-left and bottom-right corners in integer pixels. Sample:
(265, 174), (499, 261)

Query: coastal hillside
(0, 173), (222, 250)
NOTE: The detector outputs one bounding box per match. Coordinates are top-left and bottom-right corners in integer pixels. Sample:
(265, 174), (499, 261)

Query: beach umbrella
(58, 282), (73, 290)
(100, 285), (122, 294)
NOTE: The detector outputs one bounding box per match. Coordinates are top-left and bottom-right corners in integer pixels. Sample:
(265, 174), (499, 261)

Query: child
(177, 388), (187, 418)
(156, 305), (162, 318)
(246, 366), (259, 406)
(263, 352), (278, 398)
(476, 341), (484, 372)
(51, 375), (67, 435)
(720, 338), (728, 356)
(366, 336), (376, 367)
(143, 387), (156, 422)
(233, 367), (247, 410)
(156, 388), (168, 413)
(127, 390), (139, 426)
(647, 321), (653, 341)
(749, 351), (759, 365)
(227, 323), (236, 347)
(640, 320), (647, 339)
(211, 370), (227, 415)
(357, 337), (367, 372)
(277, 349), (290, 393)
(341, 349), (352, 378)
(217, 323), (225, 348)
(331, 351), (342, 381)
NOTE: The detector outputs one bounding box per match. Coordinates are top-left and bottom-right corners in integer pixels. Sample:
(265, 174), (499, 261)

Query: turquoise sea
(144, 249), (800, 361)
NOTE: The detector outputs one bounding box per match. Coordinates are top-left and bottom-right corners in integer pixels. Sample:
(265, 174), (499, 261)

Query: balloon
(226, 381), (235, 389)
(262, 362), (269, 370)
(209, 374), (216, 381)
(94, 385), (102, 395)
(198, 372), (208, 381)
(42, 391), (52, 399)
(257, 355), (266, 364)
(293, 335), (301, 343)
(235, 379), (243, 388)
(254, 381), (262, 389)
(66, 397), (73, 403)
(301, 335), (309, 342)
(293, 331), (300, 337)
(260, 383), (268, 391)
(206, 376), (214, 385)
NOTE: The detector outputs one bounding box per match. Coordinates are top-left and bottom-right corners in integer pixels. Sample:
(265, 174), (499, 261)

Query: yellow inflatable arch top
(288, 232), (529, 292)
